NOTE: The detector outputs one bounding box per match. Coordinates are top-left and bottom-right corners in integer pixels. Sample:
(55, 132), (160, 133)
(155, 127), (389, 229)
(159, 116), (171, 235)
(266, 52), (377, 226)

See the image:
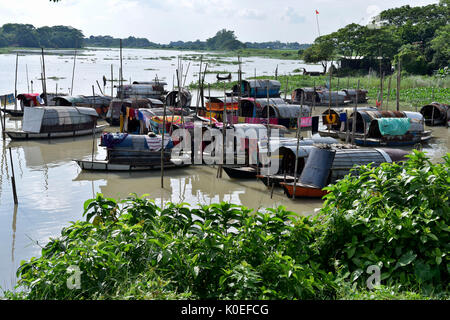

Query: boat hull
(74, 159), (189, 171)
(1, 109), (24, 117)
(223, 166), (257, 179)
(281, 182), (328, 198)
(6, 125), (107, 140)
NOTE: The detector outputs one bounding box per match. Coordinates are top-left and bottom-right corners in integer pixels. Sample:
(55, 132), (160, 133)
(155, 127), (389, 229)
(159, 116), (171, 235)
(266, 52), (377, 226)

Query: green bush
(6, 151), (449, 300)
(317, 151), (449, 295)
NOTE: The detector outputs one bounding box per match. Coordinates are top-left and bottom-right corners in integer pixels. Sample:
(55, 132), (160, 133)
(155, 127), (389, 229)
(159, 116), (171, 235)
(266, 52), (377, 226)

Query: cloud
(237, 8), (267, 20)
(282, 7), (306, 24)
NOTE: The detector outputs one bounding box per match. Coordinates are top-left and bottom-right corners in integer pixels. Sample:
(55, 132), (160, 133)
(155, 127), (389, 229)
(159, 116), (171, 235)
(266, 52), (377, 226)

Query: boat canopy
(206, 96), (239, 111)
(420, 102), (450, 126)
(239, 79), (281, 98)
(52, 95), (112, 107)
(100, 132), (173, 151)
(348, 110), (424, 134)
(165, 89), (192, 108)
(22, 106), (98, 133)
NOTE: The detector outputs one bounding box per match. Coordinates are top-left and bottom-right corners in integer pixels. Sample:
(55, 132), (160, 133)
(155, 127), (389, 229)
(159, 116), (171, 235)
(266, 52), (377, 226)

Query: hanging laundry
(339, 113), (347, 122)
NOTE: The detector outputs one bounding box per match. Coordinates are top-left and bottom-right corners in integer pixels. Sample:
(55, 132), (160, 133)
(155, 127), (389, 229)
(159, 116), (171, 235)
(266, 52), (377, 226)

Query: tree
(430, 24), (450, 69)
(301, 35), (335, 73)
(206, 29), (245, 51)
(395, 44), (429, 75)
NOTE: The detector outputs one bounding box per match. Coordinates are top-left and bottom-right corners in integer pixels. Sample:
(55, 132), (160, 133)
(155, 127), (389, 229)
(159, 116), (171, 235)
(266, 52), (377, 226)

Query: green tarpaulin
(377, 118), (411, 136)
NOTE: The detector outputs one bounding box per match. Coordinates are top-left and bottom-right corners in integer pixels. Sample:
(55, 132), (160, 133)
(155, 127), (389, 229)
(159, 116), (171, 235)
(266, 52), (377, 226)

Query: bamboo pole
(328, 68), (332, 133)
(284, 76), (288, 101)
(0, 97), (5, 140)
(14, 53), (18, 111)
(96, 80), (104, 96)
(110, 64), (114, 97)
(2, 96), (6, 140)
(91, 86), (96, 163)
(386, 75), (392, 111)
(380, 71), (384, 110)
(120, 39), (123, 100)
(265, 80), (270, 187)
(41, 48), (48, 105)
(351, 80), (360, 145)
(71, 50), (77, 95)
(161, 98), (167, 188)
(396, 60), (401, 112)
(26, 64), (30, 93)
(8, 148), (18, 204)
(292, 93), (304, 199)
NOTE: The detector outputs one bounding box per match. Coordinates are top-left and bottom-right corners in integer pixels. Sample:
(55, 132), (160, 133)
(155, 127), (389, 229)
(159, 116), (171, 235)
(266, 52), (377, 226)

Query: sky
(0, 0), (441, 44)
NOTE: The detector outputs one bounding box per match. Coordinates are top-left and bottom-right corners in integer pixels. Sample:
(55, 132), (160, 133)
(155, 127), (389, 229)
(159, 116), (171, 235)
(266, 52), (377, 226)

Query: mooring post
(8, 148), (18, 205)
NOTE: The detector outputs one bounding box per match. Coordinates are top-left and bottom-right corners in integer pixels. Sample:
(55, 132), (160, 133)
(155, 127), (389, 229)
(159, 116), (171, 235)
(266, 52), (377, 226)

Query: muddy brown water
(0, 110), (448, 292)
(0, 46), (448, 291)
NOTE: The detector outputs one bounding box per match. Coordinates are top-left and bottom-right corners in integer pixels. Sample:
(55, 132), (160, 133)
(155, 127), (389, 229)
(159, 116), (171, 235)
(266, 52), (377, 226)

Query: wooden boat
(2, 109), (24, 117)
(7, 125), (106, 140)
(223, 166), (258, 179)
(256, 174), (295, 187)
(319, 109), (432, 146)
(280, 182), (328, 198)
(75, 132), (190, 172)
(75, 158), (189, 171)
(261, 145), (410, 198)
(5, 106), (105, 140)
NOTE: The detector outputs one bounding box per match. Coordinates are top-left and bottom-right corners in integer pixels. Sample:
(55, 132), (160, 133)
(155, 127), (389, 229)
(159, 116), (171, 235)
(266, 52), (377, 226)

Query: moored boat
(74, 132), (190, 172)
(5, 106), (105, 140)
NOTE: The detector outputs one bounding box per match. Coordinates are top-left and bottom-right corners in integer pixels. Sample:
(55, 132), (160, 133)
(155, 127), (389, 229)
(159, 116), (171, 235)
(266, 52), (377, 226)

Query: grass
(188, 73), (450, 107)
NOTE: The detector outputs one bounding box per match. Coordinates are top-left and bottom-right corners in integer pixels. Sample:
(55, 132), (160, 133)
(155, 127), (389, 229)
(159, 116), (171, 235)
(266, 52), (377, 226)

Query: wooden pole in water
(292, 93), (304, 199)
(120, 39), (123, 99)
(110, 64), (114, 97)
(8, 148), (18, 205)
(96, 80), (104, 96)
(26, 64), (30, 93)
(2, 96), (6, 140)
(351, 80), (360, 145)
(41, 48), (48, 105)
(328, 68), (332, 133)
(0, 97), (5, 140)
(71, 50), (77, 96)
(266, 80), (270, 187)
(14, 53), (18, 111)
(161, 98), (167, 188)
(386, 75), (392, 111)
(380, 71), (384, 110)
(396, 60), (401, 112)
(284, 76), (288, 100)
(91, 86), (96, 163)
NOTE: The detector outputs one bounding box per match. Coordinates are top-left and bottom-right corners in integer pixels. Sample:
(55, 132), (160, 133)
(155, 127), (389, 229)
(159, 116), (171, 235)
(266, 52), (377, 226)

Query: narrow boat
(5, 106), (106, 140)
(319, 109), (432, 146)
(280, 182), (329, 198)
(280, 146), (409, 198)
(74, 132), (190, 172)
(223, 166), (258, 179)
(291, 87), (352, 106)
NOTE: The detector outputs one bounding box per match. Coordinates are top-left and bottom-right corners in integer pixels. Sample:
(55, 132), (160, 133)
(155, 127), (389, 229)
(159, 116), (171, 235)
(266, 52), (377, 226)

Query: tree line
(0, 25), (311, 52)
(0, 23), (84, 48)
(301, 1), (449, 75)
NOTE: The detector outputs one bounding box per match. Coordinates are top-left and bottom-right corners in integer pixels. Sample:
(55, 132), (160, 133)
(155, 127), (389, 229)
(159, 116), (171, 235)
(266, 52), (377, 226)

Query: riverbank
(188, 74), (450, 108)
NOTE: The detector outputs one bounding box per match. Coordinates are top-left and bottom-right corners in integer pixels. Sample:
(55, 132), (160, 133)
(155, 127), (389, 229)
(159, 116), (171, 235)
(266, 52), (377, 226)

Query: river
(0, 48), (448, 292)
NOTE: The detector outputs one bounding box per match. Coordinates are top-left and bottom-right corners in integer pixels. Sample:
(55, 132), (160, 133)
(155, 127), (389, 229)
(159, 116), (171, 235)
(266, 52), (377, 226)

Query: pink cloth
(300, 117), (312, 127)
